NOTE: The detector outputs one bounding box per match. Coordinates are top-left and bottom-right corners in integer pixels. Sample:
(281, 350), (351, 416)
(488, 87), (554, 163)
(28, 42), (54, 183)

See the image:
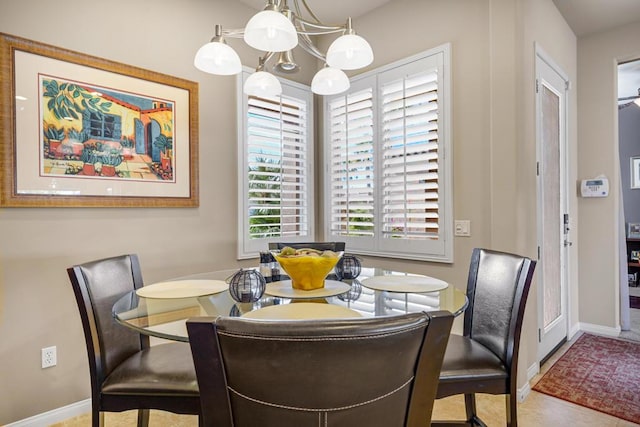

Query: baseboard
(517, 361), (539, 402)
(579, 322), (621, 337)
(517, 380), (531, 402)
(527, 362), (540, 382)
(569, 322), (581, 340)
(5, 399), (90, 427)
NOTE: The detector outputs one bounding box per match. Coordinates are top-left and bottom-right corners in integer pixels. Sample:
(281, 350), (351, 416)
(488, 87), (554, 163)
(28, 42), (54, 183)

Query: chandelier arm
(294, 18), (345, 32)
(292, 0), (316, 24)
(296, 27), (345, 36)
(220, 24), (341, 37)
(298, 34), (326, 61)
(261, 52), (276, 63)
(296, 0), (322, 24)
(220, 28), (245, 38)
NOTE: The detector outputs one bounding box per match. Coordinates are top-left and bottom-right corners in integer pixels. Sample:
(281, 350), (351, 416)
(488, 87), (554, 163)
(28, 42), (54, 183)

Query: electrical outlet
(42, 346), (57, 368)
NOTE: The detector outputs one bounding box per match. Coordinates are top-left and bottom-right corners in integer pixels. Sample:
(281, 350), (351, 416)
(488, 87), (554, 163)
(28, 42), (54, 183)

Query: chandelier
(193, 0), (374, 96)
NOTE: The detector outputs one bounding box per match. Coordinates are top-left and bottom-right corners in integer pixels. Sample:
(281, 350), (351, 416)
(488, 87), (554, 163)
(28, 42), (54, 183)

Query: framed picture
(631, 250), (640, 262)
(628, 223), (640, 238)
(631, 157), (640, 190)
(0, 33), (199, 207)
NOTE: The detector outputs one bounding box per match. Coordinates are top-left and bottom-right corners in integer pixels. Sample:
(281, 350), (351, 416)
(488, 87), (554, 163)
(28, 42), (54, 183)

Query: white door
(536, 50), (570, 361)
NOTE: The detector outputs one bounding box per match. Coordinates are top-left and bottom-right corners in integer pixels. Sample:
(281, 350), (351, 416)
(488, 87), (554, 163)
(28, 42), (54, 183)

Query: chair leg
(464, 394), (488, 427)
(505, 393), (517, 427)
(464, 394), (476, 423)
(93, 410), (103, 427)
(137, 409), (150, 427)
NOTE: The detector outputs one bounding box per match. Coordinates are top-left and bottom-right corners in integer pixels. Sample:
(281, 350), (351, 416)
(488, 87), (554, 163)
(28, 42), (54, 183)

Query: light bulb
(244, 71), (282, 97)
(244, 9), (298, 52)
(194, 41), (241, 75)
(311, 67), (350, 95)
(326, 34), (373, 70)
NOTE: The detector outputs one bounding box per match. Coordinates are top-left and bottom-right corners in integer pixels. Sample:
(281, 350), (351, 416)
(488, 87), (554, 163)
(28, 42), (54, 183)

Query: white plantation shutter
(324, 46), (452, 262)
(381, 69), (440, 239)
(239, 71), (314, 258)
(328, 87), (375, 238)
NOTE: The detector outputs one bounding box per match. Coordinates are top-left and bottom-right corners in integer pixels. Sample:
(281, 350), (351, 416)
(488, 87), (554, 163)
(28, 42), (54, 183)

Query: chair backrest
(268, 241), (346, 252)
(464, 248), (536, 371)
(187, 311), (453, 427)
(67, 254), (147, 389)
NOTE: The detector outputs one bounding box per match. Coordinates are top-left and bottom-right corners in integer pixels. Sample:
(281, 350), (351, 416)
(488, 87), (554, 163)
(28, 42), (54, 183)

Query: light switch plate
(454, 220), (471, 237)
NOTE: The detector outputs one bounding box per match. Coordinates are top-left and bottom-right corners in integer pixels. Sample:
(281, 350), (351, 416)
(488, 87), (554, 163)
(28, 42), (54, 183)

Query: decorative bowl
(272, 247), (342, 291)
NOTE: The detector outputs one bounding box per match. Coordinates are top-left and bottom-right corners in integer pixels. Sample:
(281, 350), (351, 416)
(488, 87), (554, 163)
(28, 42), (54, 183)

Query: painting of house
(40, 75), (175, 181)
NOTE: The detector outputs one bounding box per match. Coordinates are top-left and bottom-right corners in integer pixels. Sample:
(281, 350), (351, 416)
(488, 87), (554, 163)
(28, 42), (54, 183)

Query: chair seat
(103, 342), (199, 396)
(437, 334), (508, 397)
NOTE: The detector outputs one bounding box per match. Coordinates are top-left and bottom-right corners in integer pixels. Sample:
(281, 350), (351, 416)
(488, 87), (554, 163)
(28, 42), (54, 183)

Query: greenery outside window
(238, 70), (314, 258)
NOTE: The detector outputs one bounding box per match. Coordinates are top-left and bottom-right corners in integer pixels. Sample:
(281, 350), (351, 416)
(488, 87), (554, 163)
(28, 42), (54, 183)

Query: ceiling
(237, 0), (393, 23)
(238, 0), (640, 37)
(552, 0), (640, 37)
(550, 0), (640, 102)
(237, 0), (640, 100)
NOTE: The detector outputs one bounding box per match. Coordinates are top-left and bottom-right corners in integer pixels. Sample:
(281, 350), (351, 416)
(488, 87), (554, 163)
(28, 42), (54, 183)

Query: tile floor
(51, 331), (640, 427)
(51, 293), (640, 426)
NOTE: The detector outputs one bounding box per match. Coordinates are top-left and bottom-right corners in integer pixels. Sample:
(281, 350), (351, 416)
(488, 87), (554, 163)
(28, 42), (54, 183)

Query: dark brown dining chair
(187, 310), (454, 427)
(433, 248), (536, 427)
(268, 241), (346, 252)
(67, 254), (201, 427)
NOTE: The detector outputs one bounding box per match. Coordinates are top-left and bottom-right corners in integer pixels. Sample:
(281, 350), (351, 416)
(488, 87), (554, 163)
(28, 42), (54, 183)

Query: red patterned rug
(533, 334), (640, 423)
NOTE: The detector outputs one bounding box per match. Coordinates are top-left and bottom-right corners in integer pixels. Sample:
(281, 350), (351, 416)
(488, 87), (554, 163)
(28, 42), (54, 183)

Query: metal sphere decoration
(337, 279), (363, 302)
(229, 304), (242, 317)
(335, 254), (362, 280)
(228, 269), (266, 303)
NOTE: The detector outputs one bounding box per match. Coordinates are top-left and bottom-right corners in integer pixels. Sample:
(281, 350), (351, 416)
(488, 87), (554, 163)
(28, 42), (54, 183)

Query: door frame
(535, 44), (571, 363)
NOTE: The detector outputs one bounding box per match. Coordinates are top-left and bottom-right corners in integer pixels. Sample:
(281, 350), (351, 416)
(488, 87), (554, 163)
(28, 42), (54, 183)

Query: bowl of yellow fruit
(272, 247), (342, 291)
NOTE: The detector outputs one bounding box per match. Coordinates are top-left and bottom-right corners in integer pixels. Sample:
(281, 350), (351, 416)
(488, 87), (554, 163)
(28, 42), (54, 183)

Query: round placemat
(136, 279), (228, 299)
(361, 275), (448, 293)
(264, 280), (351, 299)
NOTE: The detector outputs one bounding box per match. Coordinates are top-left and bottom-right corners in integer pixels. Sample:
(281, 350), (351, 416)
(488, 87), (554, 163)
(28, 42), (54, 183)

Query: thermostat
(580, 176), (609, 198)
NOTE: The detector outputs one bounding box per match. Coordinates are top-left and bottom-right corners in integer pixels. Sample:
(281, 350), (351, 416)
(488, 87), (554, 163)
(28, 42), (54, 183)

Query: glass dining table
(112, 266), (468, 342)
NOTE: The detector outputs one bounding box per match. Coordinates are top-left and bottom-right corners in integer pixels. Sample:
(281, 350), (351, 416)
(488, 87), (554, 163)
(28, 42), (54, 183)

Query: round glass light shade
(244, 71), (282, 97)
(326, 34), (374, 70)
(194, 41), (242, 75)
(244, 10), (298, 52)
(311, 67), (350, 95)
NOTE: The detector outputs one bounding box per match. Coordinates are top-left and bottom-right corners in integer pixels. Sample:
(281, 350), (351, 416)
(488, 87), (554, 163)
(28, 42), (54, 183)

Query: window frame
(322, 44), (453, 263)
(237, 68), (315, 259)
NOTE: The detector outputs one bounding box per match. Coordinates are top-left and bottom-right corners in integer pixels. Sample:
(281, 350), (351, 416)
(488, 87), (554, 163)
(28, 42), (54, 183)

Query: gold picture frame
(0, 32), (199, 207)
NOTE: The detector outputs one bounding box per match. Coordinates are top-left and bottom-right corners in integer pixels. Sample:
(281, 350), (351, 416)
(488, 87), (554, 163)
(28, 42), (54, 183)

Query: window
(238, 70), (314, 258)
(324, 45), (452, 262)
(85, 112), (121, 140)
